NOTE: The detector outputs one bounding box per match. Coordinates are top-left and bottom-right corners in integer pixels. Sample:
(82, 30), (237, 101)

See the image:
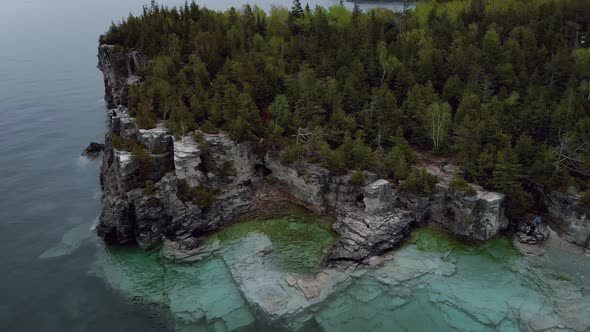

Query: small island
(94, 0), (590, 330)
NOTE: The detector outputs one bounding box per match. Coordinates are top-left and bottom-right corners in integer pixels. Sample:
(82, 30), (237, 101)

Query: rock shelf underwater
(95, 212), (590, 332)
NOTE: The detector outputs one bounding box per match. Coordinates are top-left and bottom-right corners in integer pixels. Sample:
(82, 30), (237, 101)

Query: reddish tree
(261, 106), (271, 125)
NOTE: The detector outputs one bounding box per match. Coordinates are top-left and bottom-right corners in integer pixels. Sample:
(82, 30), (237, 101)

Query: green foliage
(449, 175), (477, 196)
(281, 143), (305, 165)
(425, 102), (452, 151)
(578, 190), (590, 209)
(219, 161), (237, 177)
(176, 179), (216, 209)
(131, 146), (155, 184)
(176, 179), (192, 203)
(144, 180), (156, 195)
(269, 95), (290, 130)
(103, 0), (590, 211)
(190, 186), (216, 208)
(110, 133), (134, 151)
(400, 168), (438, 196)
(200, 121), (219, 134)
(493, 148), (529, 218)
(350, 170), (366, 186)
(135, 100), (158, 129)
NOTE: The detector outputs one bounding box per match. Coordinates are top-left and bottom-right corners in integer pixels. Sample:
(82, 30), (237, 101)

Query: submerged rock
(95, 221), (590, 332)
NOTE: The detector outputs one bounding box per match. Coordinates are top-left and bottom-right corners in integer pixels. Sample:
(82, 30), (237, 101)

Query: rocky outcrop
(429, 183), (508, 241)
(98, 45), (146, 108)
(527, 183), (590, 248)
(173, 137), (201, 183)
(515, 219), (549, 245)
(82, 142), (104, 159)
(327, 180), (427, 264)
(96, 45), (509, 266)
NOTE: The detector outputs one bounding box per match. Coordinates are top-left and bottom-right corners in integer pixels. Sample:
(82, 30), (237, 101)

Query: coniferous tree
(291, 0), (304, 19)
(101, 0), (590, 206)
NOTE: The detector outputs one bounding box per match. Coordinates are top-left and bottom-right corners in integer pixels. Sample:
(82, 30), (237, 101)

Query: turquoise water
(96, 218), (590, 332)
(96, 210), (336, 331)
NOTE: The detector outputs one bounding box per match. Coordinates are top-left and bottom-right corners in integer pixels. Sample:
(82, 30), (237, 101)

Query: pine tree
(291, 0), (304, 19)
(493, 148), (529, 218)
(269, 95), (291, 130)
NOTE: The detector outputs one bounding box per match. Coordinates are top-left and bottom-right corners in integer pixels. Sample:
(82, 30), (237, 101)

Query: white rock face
(113, 150), (136, 179)
(363, 179), (395, 214)
(265, 157), (371, 213)
(173, 135), (201, 183)
(204, 133), (259, 186)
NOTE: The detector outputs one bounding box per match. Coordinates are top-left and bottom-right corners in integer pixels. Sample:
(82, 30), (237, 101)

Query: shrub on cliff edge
(449, 175), (477, 196)
(400, 168), (438, 196)
(132, 146), (155, 184)
(176, 179), (216, 209)
(350, 170), (366, 186)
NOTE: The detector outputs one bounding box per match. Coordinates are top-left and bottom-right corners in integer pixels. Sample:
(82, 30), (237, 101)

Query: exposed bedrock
(429, 183), (508, 242)
(82, 142), (104, 159)
(526, 182), (590, 248)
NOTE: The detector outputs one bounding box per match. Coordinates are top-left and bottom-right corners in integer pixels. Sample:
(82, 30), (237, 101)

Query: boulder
(82, 142), (104, 159)
(515, 219), (549, 245)
(328, 207), (415, 263)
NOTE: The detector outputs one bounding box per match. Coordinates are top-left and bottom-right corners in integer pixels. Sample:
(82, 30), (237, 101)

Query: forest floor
(416, 153), (457, 185)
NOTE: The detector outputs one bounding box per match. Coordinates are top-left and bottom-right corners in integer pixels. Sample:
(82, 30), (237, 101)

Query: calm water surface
(0, 1), (408, 331)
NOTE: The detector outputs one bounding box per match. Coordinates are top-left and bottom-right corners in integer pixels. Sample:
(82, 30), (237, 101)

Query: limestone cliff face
(96, 45), (512, 264)
(527, 183), (590, 248)
(429, 184), (507, 241)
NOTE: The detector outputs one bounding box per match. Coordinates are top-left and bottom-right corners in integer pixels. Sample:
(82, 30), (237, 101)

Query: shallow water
(97, 217), (590, 332)
(96, 212), (336, 331)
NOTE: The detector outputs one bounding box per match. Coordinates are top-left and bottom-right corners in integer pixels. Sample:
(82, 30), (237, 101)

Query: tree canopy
(101, 0), (590, 216)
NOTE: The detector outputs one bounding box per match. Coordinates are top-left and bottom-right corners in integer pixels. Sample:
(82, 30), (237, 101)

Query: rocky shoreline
(95, 44), (590, 266)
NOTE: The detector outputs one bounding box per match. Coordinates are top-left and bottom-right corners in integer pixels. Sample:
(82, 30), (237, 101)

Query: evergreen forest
(100, 0), (590, 217)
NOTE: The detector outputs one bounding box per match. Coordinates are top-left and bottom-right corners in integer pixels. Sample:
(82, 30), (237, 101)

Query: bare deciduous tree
(554, 133), (590, 176)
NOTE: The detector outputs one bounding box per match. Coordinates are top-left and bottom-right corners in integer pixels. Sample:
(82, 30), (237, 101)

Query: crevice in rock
(255, 163), (272, 176)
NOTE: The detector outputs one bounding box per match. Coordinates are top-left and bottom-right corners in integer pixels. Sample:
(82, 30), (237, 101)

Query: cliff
(527, 182), (590, 248)
(96, 45), (515, 265)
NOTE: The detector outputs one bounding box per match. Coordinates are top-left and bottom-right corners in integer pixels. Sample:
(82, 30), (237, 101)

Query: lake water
(1, 0), (589, 331)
